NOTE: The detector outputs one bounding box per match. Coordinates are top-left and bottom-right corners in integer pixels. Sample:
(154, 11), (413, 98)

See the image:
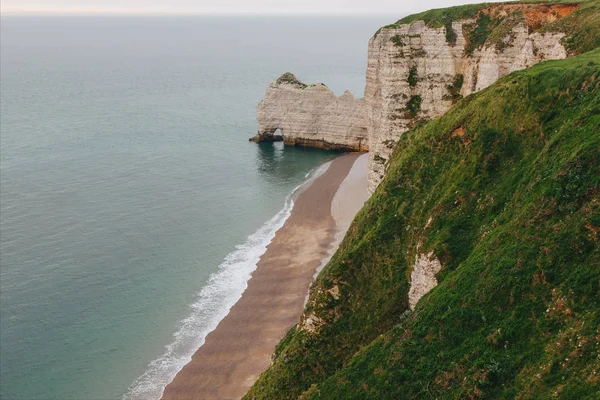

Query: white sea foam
(122, 161), (331, 400)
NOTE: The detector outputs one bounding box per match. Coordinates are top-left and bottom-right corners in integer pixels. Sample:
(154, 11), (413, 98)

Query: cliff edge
(246, 47), (600, 400)
(254, 2), (598, 193)
(366, 2), (582, 191)
(245, 1), (600, 399)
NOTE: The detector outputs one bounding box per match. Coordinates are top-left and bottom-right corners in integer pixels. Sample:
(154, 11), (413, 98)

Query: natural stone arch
(253, 127), (284, 143)
(250, 73), (368, 152)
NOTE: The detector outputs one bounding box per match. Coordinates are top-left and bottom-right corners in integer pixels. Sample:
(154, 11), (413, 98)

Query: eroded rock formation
(253, 4), (578, 192)
(251, 73), (368, 151)
(408, 252), (442, 310)
(365, 3), (575, 191)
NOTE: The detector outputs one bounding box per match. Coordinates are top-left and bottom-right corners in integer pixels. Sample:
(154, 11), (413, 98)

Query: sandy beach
(161, 152), (368, 400)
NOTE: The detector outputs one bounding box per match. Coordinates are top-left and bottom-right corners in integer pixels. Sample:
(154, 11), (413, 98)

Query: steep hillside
(245, 49), (600, 399)
(367, 0), (600, 192)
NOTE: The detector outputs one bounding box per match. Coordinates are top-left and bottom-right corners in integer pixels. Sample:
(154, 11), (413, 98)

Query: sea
(0, 15), (391, 400)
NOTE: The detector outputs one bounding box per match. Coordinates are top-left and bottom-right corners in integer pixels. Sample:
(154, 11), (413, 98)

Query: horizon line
(1, 8), (404, 16)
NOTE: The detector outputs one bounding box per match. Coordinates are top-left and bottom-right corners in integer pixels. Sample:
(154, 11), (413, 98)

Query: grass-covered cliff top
(380, 0), (599, 55)
(274, 72), (329, 90)
(246, 49), (600, 399)
(276, 72), (308, 88)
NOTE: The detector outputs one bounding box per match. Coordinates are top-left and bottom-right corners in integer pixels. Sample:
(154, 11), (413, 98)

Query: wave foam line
(122, 161), (331, 400)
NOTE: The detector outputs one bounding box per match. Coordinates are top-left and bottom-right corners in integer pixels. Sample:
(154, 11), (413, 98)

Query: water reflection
(254, 141), (341, 183)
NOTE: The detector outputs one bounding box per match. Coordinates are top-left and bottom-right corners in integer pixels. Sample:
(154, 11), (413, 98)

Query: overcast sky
(1, 0), (490, 15)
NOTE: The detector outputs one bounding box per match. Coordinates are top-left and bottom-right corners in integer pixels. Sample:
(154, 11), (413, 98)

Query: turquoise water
(0, 15), (390, 400)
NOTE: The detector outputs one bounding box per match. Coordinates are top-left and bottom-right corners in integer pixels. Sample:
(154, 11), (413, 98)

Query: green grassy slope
(245, 49), (600, 399)
(544, 0), (600, 54)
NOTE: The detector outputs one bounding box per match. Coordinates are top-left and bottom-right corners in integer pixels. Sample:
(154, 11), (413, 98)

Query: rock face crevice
(251, 73), (369, 152)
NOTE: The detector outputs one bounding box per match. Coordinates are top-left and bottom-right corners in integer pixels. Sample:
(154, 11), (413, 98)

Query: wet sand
(161, 152), (366, 400)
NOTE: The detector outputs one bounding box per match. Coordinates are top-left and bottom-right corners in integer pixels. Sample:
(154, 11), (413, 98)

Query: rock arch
(250, 73), (368, 152)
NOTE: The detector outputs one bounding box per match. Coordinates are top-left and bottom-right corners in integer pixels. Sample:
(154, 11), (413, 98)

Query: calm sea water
(0, 15), (390, 400)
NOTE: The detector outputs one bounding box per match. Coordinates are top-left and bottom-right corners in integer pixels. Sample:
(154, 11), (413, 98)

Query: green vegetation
(405, 95), (422, 118)
(390, 35), (405, 46)
(486, 11), (525, 52)
(395, 3), (487, 28)
(544, 0), (600, 54)
(444, 74), (465, 102)
(464, 13), (494, 56)
(276, 72), (307, 88)
(443, 15), (458, 45)
(379, 1), (600, 56)
(393, 2), (493, 55)
(407, 66), (420, 87)
(245, 49), (600, 400)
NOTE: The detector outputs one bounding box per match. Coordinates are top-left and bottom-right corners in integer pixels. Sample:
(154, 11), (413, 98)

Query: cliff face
(246, 48), (600, 400)
(245, 3), (600, 399)
(251, 73), (368, 151)
(253, 5), (580, 192)
(366, 3), (576, 192)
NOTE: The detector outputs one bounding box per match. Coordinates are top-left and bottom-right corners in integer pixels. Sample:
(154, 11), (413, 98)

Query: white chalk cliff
(408, 252), (442, 310)
(365, 3), (574, 192)
(254, 3), (578, 191)
(251, 73), (368, 151)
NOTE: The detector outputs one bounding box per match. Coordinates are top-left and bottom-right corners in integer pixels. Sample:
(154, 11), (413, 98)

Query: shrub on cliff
(405, 94), (422, 118)
(276, 72), (308, 88)
(443, 74), (465, 103)
(407, 66), (420, 87)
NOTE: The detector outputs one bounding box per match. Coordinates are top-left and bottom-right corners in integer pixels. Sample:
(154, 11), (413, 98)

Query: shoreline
(161, 152), (368, 400)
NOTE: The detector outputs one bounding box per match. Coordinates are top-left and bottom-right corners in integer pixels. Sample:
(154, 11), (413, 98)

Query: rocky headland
(245, 1), (599, 398)
(254, 2), (582, 192)
(163, 2), (599, 399)
(250, 73), (368, 152)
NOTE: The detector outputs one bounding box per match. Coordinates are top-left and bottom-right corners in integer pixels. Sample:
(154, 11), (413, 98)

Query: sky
(1, 0), (490, 15)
